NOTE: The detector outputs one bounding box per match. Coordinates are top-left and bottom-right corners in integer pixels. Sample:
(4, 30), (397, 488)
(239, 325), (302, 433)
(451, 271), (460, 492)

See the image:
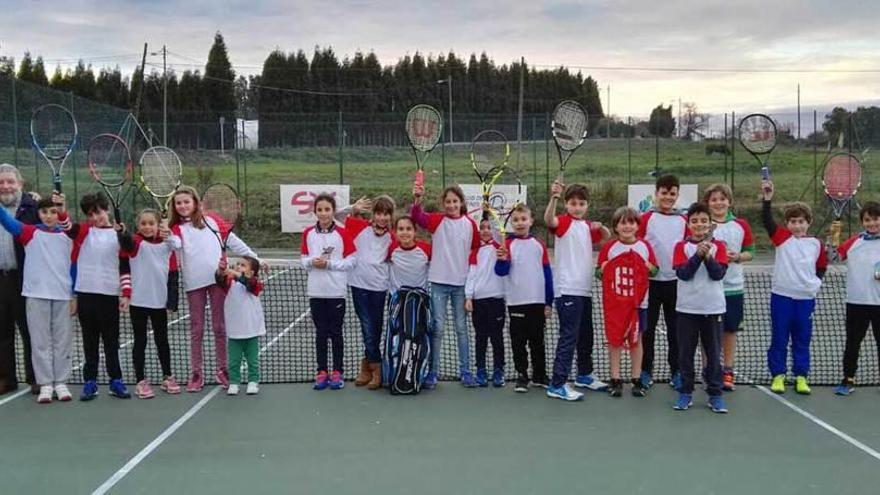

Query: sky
(1, 0), (878, 119)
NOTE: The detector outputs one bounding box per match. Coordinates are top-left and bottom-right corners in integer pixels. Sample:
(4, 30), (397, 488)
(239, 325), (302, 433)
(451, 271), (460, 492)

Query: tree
(204, 31), (236, 119)
(648, 104), (675, 137)
(680, 102), (708, 140)
(823, 107), (850, 147)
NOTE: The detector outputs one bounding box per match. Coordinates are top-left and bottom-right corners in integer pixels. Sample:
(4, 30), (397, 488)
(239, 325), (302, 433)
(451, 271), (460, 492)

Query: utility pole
(149, 45), (168, 145)
(437, 76), (453, 143)
(606, 84), (611, 138)
(797, 83), (801, 141)
(677, 97), (681, 139)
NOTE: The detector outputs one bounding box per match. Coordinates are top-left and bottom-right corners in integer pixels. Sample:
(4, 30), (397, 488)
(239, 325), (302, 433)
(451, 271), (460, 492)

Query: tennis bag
(383, 287), (433, 395)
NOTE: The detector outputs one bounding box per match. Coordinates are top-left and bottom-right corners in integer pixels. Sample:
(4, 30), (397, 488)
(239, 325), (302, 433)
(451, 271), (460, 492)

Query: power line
(531, 63), (880, 74)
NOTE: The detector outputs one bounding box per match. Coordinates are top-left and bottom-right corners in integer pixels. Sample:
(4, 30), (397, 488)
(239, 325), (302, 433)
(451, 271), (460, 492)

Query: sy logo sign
(290, 190), (339, 214)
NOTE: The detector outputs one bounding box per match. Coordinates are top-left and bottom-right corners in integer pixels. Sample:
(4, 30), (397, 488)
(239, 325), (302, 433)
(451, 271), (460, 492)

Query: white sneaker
(546, 383), (584, 401)
(246, 382), (259, 395)
(227, 384), (239, 396)
(574, 374), (609, 391)
(54, 383), (72, 401)
(38, 385), (54, 404)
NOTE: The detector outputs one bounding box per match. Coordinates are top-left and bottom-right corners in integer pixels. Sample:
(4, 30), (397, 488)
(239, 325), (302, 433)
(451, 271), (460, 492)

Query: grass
(0, 138), (870, 249)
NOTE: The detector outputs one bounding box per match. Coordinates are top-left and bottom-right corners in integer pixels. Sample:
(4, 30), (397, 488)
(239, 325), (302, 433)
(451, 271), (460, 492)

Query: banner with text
(280, 185), (351, 233)
(460, 184), (528, 225)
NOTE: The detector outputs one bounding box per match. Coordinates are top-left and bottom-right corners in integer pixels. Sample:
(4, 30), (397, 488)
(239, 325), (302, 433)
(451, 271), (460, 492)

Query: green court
(2, 383), (879, 495)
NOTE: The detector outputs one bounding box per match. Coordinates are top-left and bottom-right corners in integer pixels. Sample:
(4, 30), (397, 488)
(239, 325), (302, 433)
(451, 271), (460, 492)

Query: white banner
(628, 184), (698, 213)
(280, 185), (350, 233)
(460, 184), (528, 224)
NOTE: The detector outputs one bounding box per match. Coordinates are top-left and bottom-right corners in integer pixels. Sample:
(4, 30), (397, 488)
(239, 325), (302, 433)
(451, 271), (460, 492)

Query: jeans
(351, 287), (386, 363)
(677, 312), (723, 396)
(430, 283), (469, 375)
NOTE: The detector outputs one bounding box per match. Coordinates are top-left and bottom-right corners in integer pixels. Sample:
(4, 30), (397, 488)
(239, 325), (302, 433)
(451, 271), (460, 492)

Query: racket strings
(33, 106), (77, 160)
(141, 150), (180, 196)
(552, 102), (587, 151)
(89, 137), (130, 186)
(739, 116), (777, 154)
(823, 158), (862, 198)
(405, 107), (442, 151)
(203, 187), (241, 225)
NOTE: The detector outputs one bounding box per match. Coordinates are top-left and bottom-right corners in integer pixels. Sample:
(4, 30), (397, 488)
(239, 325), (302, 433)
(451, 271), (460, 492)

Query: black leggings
(131, 306), (171, 381)
(843, 304), (880, 379)
(643, 280), (679, 376)
(78, 293), (122, 381)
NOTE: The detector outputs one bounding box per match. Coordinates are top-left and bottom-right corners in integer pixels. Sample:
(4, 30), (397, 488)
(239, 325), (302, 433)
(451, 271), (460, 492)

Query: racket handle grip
(760, 166), (770, 181)
(415, 169), (424, 188)
(53, 180), (62, 194)
(831, 220), (841, 247)
(113, 207), (122, 225)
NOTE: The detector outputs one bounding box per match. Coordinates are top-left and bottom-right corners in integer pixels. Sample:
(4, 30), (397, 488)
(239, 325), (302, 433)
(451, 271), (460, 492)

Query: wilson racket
(30, 103), (78, 194)
(823, 153), (862, 247)
(87, 133), (133, 223)
(405, 104), (442, 187)
(139, 146), (182, 217)
(471, 130), (510, 225)
(201, 183), (241, 253)
(551, 100), (588, 181)
(738, 113), (777, 190)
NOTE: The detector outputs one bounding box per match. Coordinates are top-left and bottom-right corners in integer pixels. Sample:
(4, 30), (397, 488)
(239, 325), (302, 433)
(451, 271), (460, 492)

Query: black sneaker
(609, 378), (623, 397)
(514, 374), (529, 393)
(631, 378), (647, 397)
(529, 376), (550, 389)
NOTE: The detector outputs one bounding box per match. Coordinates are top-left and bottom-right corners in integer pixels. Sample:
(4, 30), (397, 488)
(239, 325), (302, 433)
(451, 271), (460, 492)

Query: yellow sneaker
(770, 374), (786, 394)
(795, 376), (811, 395)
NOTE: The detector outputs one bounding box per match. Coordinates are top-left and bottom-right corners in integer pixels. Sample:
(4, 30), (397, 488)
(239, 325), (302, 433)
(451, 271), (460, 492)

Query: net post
(234, 119), (241, 199)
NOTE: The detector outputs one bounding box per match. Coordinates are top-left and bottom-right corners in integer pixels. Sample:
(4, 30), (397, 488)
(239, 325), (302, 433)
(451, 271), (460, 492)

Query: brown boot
(355, 358), (371, 387)
(367, 362), (382, 390)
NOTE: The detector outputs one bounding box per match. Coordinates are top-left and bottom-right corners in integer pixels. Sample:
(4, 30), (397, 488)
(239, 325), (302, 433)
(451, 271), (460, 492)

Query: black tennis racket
(139, 146), (182, 217)
(405, 104), (443, 187)
(201, 183), (241, 254)
(88, 134), (132, 223)
(738, 113), (777, 190)
(551, 100), (588, 181)
(30, 103), (78, 194)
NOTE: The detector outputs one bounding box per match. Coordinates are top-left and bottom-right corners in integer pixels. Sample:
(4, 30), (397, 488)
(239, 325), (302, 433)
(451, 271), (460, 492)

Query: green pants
(228, 337), (260, 383)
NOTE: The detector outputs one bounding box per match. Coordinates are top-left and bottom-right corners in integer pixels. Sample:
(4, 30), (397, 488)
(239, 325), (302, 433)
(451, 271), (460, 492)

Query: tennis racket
(823, 152), (862, 247)
(551, 100), (588, 181)
(30, 103), (78, 194)
(87, 134), (133, 223)
(738, 113), (777, 190)
(471, 130), (511, 239)
(201, 183), (241, 253)
(405, 104), (442, 187)
(139, 146), (182, 217)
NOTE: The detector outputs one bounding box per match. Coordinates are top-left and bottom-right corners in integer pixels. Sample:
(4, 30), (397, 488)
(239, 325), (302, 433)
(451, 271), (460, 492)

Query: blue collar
(315, 222), (336, 234)
(861, 231), (880, 241)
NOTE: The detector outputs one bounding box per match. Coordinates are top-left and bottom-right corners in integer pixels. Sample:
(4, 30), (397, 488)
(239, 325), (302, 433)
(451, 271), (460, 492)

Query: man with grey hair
(0, 163), (39, 395)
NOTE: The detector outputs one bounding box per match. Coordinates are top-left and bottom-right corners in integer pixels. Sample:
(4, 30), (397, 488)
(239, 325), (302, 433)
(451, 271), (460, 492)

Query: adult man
(0, 163), (38, 395)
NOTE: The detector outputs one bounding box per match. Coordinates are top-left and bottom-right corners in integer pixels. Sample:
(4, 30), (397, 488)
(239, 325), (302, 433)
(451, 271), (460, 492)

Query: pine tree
(204, 32), (236, 120)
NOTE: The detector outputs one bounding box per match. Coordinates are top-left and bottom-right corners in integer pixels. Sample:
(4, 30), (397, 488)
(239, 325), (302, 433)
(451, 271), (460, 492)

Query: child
(301, 193), (355, 391)
(217, 256), (265, 396)
(411, 183), (479, 388)
(65, 193), (130, 401)
(0, 195), (74, 403)
(703, 184), (754, 391)
(833, 201), (880, 395)
(345, 196), (394, 391)
(596, 207), (657, 397)
(119, 209), (181, 398)
(544, 181), (610, 400)
(387, 216), (431, 292)
(638, 174), (687, 390)
(762, 180), (826, 395)
(494, 205), (553, 394)
(672, 202), (729, 413)
(464, 218), (506, 388)
(169, 186), (262, 392)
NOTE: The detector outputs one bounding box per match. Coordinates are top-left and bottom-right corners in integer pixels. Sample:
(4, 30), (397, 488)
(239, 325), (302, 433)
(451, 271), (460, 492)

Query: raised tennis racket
(30, 103), (78, 194)
(823, 152), (862, 247)
(471, 129), (510, 224)
(87, 134), (132, 223)
(738, 113), (777, 190)
(551, 100), (588, 181)
(201, 183), (241, 253)
(405, 104), (442, 187)
(139, 146), (182, 217)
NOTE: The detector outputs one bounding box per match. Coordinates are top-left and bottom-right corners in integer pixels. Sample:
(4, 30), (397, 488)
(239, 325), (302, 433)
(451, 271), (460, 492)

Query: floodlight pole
(438, 77), (453, 144)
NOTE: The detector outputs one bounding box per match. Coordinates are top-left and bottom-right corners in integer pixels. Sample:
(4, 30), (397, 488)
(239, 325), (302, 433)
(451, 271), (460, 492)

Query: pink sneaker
(329, 370), (345, 390)
(313, 371), (329, 390)
(162, 376), (181, 394)
(136, 380), (155, 399)
(216, 369), (230, 388)
(187, 371), (204, 393)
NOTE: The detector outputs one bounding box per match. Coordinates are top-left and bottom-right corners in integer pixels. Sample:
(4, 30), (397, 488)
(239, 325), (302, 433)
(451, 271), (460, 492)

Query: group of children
(5, 172), (880, 411)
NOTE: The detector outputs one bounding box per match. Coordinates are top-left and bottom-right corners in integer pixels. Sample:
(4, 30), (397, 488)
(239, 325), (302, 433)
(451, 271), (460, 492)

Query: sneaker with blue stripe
(670, 371), (683, 391)
(673, 393), (693, 411)
(640, 371), (654, 389)
(708, 395), (729, 414)
(546, 383), (584, 401)
(423, 372), (438, 390)
(835, 378), (855, 396)
(574, 374), (608, 391)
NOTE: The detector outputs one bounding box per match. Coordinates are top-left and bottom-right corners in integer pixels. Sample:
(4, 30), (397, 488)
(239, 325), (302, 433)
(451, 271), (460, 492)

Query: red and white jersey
(71, 225), (120, 296)
(345, 216), (392, 292)
(465, 241), (504, 300)
(18, 226), (73, 300)
(415, 206), (478, 286)
(712, 215), (754, 294)
(502, 235), (551, 306)
(673, 240), (729, 315)
(550, 214), (603, 297)
(387, 241), (431, 291)
(770, 228), (827, 300)
(223, 278), (266, 339)
(171, 214), (257, 292)
(598, 238), (657, 308)
(300, 223), (356, 298)
(123, 235), (180, 309)
(638, 210), (688, 281)
(838, 234), (880, 305)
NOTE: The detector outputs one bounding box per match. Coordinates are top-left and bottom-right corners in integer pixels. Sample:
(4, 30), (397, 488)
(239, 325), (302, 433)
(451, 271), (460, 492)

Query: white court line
(0, 388), (30, 407)
(91, 307), (310, 495)
(756, 385), (880, 462)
